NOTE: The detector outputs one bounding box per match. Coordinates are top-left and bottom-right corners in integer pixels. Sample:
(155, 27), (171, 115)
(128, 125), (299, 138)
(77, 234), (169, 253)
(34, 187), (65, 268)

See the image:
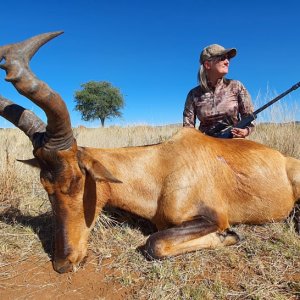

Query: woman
(183, 44), (254, 138)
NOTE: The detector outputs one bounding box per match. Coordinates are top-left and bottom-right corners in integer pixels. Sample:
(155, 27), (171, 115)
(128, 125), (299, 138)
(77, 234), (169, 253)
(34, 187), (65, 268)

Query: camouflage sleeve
(237, 82), (255, 133)
(183, 90), (196, 127)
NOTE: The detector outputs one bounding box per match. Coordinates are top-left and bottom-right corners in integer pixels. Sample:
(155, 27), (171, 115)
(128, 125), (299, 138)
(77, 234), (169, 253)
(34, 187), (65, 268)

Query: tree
(74, 81), (125, 127)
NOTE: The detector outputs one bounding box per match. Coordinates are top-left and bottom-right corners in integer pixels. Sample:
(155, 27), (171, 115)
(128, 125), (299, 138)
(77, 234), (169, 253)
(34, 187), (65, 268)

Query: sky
(0, 0), (300, 128)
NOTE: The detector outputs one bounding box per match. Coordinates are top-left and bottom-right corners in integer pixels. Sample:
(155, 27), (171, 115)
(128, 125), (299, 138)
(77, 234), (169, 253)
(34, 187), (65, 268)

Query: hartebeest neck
(84, 145), (164, 220)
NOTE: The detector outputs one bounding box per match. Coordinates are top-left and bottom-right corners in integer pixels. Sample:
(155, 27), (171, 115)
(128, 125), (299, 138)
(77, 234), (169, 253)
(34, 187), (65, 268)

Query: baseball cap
(200, 44), (237, 64)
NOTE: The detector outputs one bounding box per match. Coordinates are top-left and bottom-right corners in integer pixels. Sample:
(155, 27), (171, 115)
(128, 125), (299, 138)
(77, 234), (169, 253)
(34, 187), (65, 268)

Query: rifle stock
(208, 81), (300, 138)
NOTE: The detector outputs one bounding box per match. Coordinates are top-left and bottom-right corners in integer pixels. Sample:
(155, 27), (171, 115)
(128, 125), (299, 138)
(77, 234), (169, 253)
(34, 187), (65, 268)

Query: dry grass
(0, 123), (300, 299)
(73, 124), (180, 148)
(250, 123), (300, 159)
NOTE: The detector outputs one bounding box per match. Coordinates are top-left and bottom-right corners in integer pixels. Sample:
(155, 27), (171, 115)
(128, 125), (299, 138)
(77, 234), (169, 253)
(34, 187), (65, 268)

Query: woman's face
(204, 54), (230, 78)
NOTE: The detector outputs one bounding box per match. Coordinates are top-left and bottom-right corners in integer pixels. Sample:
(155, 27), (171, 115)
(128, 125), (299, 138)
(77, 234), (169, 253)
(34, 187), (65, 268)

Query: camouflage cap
(200, 44), (237, 64)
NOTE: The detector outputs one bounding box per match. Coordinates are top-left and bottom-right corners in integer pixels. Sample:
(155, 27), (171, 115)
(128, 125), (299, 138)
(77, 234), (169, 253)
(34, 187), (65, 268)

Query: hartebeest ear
(17, 158), (40, 169)
(78, 149), (122, 183)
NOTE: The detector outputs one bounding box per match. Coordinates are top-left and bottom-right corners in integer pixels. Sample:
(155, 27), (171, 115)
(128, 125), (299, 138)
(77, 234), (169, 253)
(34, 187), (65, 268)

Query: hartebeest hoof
(217, 229), (244, 245)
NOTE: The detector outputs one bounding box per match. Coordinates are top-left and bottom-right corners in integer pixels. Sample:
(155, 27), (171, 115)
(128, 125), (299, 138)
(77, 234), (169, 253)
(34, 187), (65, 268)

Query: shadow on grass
(103, 205), (157, 236)
(0, 205), (157, 259)
(0, 207), (54, 258)
(1, 200), (298, 260)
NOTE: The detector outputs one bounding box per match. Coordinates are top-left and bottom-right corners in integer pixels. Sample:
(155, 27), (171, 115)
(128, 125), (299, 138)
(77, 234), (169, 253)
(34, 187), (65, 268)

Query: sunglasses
(211, 54), (230, 62)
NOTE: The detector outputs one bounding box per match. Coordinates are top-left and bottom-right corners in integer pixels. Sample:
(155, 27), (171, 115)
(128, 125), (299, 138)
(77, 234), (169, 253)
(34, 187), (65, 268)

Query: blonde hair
(197, 64), (210, 92)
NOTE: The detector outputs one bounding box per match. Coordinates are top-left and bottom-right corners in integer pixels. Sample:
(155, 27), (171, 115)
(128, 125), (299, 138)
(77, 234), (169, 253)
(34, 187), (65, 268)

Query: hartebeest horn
(0, 32), (74, 150)
(0, 96), (46, 148)
(0, 31), (63, 74)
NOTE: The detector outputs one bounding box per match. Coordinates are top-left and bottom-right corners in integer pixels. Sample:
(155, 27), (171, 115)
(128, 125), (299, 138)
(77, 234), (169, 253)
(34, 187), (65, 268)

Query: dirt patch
(1, 254), (129, 300)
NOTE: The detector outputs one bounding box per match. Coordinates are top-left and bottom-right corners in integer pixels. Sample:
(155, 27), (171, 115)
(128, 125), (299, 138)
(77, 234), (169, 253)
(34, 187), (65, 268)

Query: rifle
(208, 81), (300, 138)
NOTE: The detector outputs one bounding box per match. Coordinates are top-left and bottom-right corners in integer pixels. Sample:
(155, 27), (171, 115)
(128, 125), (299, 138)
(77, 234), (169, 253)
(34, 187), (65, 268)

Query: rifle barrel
(253, 81), (300, 116)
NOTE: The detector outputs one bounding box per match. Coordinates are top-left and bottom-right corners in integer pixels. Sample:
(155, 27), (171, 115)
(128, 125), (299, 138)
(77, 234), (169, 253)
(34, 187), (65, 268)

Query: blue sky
(0, 0), (300, 127)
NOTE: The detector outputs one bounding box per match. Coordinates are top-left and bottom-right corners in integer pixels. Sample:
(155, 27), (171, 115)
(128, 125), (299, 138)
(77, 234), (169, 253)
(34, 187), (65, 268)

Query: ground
(1, 254), (129, 300)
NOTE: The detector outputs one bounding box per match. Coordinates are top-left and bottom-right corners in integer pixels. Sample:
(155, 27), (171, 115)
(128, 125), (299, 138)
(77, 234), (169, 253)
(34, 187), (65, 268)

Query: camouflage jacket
(183, 78), (254, 135)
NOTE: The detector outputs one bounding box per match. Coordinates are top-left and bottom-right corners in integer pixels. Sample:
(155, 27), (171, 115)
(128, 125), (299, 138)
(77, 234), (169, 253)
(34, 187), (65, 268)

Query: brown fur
(36, 128), (300, 273)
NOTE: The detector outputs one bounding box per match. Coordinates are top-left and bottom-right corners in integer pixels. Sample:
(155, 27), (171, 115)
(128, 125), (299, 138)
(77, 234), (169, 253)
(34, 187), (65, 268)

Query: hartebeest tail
(0, 32), (299, 274)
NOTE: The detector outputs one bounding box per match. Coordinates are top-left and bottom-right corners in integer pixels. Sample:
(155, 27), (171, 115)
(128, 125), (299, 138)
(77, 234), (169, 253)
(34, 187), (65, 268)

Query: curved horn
(0, 32), (74, 150)
(0, 31), (64, 74)
(0, 96), (46, 149)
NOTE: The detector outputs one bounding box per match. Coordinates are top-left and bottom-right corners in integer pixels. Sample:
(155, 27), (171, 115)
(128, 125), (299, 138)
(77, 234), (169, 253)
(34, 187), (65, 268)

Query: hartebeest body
(0, 32), (299, 273)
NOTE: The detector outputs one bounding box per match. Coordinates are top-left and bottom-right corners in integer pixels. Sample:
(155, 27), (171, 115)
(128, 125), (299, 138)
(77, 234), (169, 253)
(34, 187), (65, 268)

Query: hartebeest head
(0, 32), (120, 273)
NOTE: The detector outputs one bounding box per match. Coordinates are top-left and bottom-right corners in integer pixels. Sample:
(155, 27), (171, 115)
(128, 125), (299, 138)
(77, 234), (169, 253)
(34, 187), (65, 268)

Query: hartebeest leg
(286, 157), (300, 234)
(293, 201), (300, 234)
(144, 217), (241, 258)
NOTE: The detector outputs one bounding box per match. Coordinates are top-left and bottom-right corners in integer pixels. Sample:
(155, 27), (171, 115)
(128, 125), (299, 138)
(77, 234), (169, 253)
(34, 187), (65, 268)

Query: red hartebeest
(0, 32), (299, 273)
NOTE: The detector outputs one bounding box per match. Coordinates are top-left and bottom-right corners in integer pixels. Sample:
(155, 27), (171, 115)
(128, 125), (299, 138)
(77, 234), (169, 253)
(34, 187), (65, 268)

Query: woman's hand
(231, 127), (249, 138)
